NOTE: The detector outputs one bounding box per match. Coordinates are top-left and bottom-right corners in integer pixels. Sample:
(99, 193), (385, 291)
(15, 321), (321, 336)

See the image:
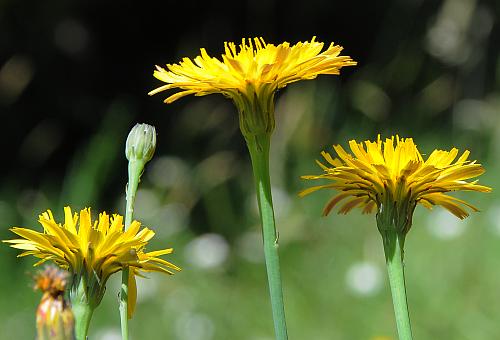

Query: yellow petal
(127, 271), (137, 319)
(300, 135), (490, 218)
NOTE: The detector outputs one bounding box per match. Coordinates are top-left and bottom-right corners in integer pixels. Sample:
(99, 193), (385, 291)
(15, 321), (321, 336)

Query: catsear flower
(4, 207), (180, 316)
(149, 37), (356, 137)
(300, 135), (491, 235)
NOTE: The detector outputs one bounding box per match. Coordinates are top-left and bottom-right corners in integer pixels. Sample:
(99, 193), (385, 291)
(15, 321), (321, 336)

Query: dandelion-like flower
(149, 37), (356, 338)
(149, 37), (356, 137)
(4, 207), (180, 316)
(301, 135), (491, 339)
(300, 135), (491, 235)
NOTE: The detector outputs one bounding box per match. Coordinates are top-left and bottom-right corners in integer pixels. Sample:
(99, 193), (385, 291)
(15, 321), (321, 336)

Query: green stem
(120, 159), (144, 340)
(72, 291), (95, 340)
(245, 133), (288, 340)
(125, 160), (143, 227)
(381, 231), (413, 340)
(119, 266), (130, 340)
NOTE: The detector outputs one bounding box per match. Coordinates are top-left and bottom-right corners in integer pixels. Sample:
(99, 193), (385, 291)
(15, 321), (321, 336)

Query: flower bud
(125, 123), (157, 163)
(35, 266), (75, 340)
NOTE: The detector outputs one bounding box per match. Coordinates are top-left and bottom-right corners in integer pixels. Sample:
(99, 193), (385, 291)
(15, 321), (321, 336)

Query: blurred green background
(1, 0), (500, 339)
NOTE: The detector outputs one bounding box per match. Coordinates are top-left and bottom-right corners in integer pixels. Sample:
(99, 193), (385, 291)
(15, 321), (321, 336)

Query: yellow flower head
(4, 207), (181, 317)
(300, 136), (491, 235)
(149, 37), (356, 137)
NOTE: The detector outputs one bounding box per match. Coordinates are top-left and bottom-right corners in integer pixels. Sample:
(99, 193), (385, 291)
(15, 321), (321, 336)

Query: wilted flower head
(300, 135), (491, 235)
(149, 37), (356, 137)
(4, 207), (180, 316)
(34, 265), (69, 297)
(34, 265), (74, 340)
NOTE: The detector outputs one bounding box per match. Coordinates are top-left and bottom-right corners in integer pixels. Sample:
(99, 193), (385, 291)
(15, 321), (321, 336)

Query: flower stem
(72, 279), (95, 340)
(245, 133), (288, 340)
(119, 266), (130, 340)
(120, 159), (144, 340)
(73, 301), (93, 340)
(381, 231), (413, 340)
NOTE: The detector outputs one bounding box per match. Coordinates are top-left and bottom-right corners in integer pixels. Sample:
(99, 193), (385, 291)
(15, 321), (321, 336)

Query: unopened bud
(125, 123), (157, 163)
